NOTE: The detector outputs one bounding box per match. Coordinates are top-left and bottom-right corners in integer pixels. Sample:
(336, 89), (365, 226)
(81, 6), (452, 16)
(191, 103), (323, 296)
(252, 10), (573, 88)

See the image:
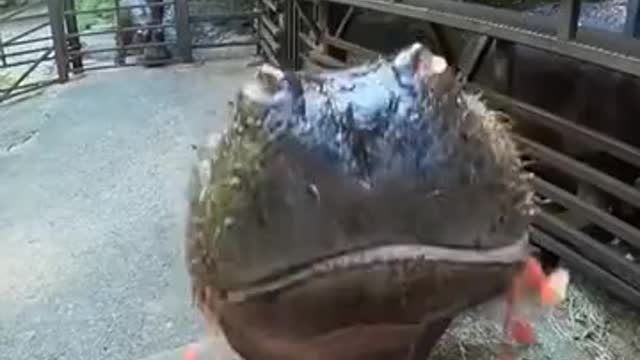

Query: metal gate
(0, 0), (263, 104)
(0, 1), (59, 103)
(275, 0), (640, 308)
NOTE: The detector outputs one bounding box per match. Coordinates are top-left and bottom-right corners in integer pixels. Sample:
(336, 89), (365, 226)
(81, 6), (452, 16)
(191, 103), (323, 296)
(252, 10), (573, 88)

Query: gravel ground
(431, 273), (640, 360)
(0, 50), (258, 360)
(527, 0), (629, 33)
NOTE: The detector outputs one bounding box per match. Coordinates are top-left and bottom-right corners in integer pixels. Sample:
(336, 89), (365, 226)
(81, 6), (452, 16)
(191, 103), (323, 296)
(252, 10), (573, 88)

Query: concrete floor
(0, 54), (256, 360)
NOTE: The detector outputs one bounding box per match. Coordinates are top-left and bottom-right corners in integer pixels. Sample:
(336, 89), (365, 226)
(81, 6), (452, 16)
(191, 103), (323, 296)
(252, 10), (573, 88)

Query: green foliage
(75, 0), (114, 30)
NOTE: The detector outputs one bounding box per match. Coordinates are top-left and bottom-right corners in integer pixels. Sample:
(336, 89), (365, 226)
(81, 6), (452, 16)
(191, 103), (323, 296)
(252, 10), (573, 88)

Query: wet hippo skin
(186, 43), (534, 360)
(215, 260), (522, 360)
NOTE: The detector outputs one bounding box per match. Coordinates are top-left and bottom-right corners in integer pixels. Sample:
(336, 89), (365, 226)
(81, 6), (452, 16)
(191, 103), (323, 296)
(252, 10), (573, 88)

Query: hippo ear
(428, 55), (448, 75)
(392, 42), (425, 73)
(393, 42), (449, 78)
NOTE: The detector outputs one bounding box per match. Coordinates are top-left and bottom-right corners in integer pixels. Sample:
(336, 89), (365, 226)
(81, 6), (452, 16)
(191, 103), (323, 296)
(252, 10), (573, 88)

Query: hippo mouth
(224, 234), (530, 302)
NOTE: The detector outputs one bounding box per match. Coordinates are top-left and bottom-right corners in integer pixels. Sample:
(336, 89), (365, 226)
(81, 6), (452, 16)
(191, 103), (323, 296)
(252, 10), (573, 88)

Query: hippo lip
(224, 233), (529, 303)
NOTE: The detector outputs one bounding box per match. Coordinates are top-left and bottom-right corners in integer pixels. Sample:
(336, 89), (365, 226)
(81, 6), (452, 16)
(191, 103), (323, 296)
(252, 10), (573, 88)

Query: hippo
(185, 43), (535, 360)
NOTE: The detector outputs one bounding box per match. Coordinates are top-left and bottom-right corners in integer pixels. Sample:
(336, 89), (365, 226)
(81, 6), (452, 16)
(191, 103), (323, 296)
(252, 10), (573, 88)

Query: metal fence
(273, 0), (640, 308)
(0, 0), (263, 103)
(0, 1), (58, 102)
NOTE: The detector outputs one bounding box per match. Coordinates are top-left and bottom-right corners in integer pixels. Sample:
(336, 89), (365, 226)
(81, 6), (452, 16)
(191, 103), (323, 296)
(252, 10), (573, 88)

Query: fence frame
(1, 0), (263, 103)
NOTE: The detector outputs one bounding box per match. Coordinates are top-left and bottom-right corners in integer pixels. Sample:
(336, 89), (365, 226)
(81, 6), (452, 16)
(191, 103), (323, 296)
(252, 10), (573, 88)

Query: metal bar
(299, 32), (317, 50)
(48, 0), (69, 82)
(3, 22), (50, 47)
(189, 11), (261, 23)
(534, 211), (640, 291)
(283, 0), (295, 69)
(1, 80), (57, 102)
(532, 176), (640, 250)
(260, 39), (279, 65)
(0, 0), (43, 22)
(0, 33), (5, 67)
(308, 48), (346, 68)
(65, 23), (175, 39)
(192, 40), (258, 49)
(65, 0), (84, 73)
(317, 0), (640, 78)
(262, 0), (278, 12)
(3, 35), (53, 48)
(1, 56), (56, 69)
(302, 53), (326, 72)
(0, 48), (54, 102)
(80, 58), (181, 71)
(557, 0), (580, 40)
(0, 79), (57, 93)
(457, 35), (491, 81)
(625, 0), (640, 38)
(530, 227), (640, 310)
(491, 41), (512, 94)
(322, 34), (379, 60)
(68, 41), (176, 56)
(64, 1), (175, 16)
(480, 88), (640, 169)
(294, 0), (321, 38)
(514, 135), (640, 208)
(256, 0), (263, 56)
(1, 46), (53, 59)
(175, 0), (193, 62)
(334, 6), (354, 38)
(2, 13), (50, 24)
(260, 14), (279, 37)
(262, 20), (280, 51)
(261, 25), (280, 54)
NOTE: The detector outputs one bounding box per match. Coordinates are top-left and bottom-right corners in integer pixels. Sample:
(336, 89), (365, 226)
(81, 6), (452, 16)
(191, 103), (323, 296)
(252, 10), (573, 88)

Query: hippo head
(186, 44), (535, 353)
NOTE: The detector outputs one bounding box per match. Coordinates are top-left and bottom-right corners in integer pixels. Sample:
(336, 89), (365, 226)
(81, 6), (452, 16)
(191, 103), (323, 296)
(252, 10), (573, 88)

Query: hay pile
(432, 274), (640, 360)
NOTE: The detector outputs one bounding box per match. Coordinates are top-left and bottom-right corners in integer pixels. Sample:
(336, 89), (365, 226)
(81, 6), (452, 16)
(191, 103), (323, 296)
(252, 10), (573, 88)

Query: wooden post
(175, 0), (193, 62)
(64, 0), (83, 73)
(47, 0), (69, 82)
